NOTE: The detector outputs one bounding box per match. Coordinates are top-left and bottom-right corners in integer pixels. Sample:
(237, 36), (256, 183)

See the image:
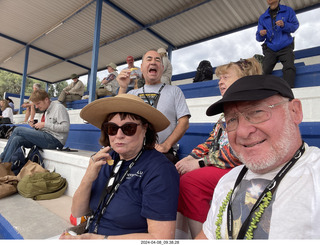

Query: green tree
(48, 81), (68, 98)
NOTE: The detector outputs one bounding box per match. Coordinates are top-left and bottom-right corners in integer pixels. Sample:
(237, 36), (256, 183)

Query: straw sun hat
(80, 94), (170, 132)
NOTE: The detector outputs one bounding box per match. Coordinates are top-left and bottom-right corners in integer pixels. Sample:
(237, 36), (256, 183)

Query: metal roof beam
(0, 33), (90, 71)
(103, 0), (175, 48)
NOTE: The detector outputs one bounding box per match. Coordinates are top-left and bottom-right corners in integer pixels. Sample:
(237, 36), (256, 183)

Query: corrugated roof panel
(31, 61), (88, 83)
(71, 30), (167, 69)
(32, 2), (97, 58)
(0, 37), (24, 64)
(1, 48), (29, 73)
(27, 49), (64, 76)
(0, 0), (91, 44)
(110, 0), (204, 24)
(99, 3), (141, 46)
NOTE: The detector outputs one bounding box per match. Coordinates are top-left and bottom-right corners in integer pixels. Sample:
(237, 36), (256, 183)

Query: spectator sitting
(96, 62), (119, 99)
(0, 90), (70, 163)
(197, 75), (320, 239)
(157, 48), (173, 85)
(20, 83), (41, 124)
(58, 73), (85, 107)
(5, 97), (14, 113)
(175, 57), (262, 239)
(59, 93), (179, 239)
(123, 56), (142, 91)
(117, 49), (190, 164)
(0, 99), (13, 124)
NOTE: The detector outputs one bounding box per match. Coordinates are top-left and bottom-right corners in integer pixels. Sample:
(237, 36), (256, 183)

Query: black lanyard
(85, 148), (144, 234)
(227, 142), (305, 239)
(142, 83), (165, 108)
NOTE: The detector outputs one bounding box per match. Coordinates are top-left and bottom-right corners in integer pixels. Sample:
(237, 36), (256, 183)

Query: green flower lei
(215, 190), (273, 240)
(215, 189), (233, 239)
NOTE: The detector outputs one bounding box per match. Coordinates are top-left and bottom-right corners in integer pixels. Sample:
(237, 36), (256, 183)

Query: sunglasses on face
(104, 122), (140, 136)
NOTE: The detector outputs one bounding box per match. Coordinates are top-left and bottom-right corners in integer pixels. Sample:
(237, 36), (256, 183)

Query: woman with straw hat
(60, 94), (179, 240)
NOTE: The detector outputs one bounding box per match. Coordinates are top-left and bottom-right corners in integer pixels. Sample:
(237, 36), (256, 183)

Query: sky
(88, 7), (320, 83)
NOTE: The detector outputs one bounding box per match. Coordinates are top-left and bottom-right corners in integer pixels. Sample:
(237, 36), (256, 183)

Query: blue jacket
(256, 4), (299, 52)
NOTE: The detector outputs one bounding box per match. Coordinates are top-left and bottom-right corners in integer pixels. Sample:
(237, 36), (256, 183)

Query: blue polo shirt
(88, 149), (179, 236)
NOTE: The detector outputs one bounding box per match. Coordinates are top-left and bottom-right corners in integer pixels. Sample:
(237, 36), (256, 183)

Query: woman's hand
(85, 146), (113, 183)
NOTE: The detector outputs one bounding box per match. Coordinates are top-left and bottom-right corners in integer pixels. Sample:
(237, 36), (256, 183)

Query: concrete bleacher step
(0, 194), (71, 239)
(0, 139), (92, 197)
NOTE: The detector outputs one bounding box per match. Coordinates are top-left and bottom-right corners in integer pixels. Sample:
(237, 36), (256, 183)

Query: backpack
(0, 125), (11, 138)
(17, 171), (67, 200)
(5, 126), (16, 139)
(26, 145), (44, 167)
(10, 145), (44, 175)
(193, 60), (213, 83)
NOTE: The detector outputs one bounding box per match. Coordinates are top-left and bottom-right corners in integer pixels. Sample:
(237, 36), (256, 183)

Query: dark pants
(262, 42), (296, 88)
(164, 148), (179, 164)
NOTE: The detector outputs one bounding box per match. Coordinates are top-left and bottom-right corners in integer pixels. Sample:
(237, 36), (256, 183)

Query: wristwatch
(198, 159), (205, 168)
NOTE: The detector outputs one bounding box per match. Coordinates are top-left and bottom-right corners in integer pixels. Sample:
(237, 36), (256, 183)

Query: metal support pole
(19, 45), (30, 114)
(88, 0), (103, 103)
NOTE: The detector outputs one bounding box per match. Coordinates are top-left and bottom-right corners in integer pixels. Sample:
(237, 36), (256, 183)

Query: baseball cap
(126, 56), (134, 62)
(206, 75), (295, 116)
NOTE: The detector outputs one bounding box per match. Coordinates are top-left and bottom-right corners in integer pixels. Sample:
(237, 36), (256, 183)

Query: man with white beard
(196, 75), (320, 239)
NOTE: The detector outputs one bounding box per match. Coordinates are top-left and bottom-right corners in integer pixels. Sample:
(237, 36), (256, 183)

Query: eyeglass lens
(225, 100), (289, 132)
(225, 106), (273, 132)
(105, 122), (139, 136)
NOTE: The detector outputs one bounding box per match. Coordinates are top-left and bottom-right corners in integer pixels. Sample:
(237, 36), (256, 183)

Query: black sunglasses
(104, 122), (140, 136)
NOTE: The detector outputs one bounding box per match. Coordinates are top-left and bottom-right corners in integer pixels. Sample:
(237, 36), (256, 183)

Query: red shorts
(177, 166), (231, 223)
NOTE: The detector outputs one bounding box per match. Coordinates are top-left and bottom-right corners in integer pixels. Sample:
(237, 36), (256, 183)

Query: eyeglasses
(106, 160), (123, 193)
(104, 122), (140, 136)
(224, 100), (289, 132)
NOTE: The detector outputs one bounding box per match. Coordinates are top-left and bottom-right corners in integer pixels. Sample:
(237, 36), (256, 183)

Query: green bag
(17, 172), (67, 200)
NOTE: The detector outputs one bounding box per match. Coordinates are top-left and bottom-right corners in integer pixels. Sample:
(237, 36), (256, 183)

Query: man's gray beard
(234, 110), (295, 173)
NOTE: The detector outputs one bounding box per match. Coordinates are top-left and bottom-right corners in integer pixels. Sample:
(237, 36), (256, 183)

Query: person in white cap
(157, 48), (172, 85)
(96, 62), (119, 98)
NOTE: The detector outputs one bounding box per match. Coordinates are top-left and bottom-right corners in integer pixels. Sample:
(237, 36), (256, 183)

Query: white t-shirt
(129, 83), (190, 150)
(2, 107), (13, 123)
(203, 143), (320, 239)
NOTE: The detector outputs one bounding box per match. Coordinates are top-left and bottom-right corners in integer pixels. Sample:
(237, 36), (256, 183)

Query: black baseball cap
(206, 75), (295, 116)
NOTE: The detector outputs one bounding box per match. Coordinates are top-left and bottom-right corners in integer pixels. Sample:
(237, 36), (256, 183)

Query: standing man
(117, 49), (190, 164)
(196, 75), (320, 239)
(123, 56), (142, 91)
(0, 90), (70, 163)
(256, 0), (299, 88)
(58, 73), (85, 107)
(157, 48), (173, 85)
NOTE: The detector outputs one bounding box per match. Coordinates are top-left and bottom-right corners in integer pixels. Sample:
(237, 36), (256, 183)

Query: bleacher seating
(6, 45), (320, 196)
(1, 45), (319, 239)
